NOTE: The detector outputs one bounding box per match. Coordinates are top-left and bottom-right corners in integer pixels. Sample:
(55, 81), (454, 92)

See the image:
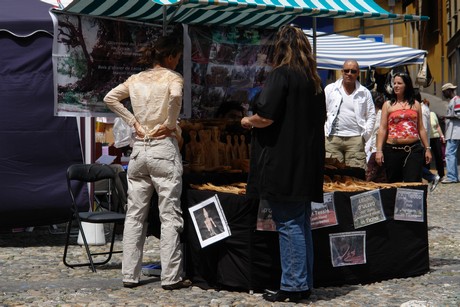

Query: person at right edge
(104, 32), (191, 291)
(375, 72), (431, 182)
(241, 25), (326, 303)
(441, 82), (460, 183)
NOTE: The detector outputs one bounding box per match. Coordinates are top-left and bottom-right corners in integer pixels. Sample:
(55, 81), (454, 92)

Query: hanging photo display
(350, 189), (385, 229)
(188, 25), (276, 119)
(189, 194), (231, 248)
(329, 231), (367, 267)
(52, 12), (178, 117)
(311, 192), (338, 230)
(256, 199), (276, 232)
(394, 188), (424, 222)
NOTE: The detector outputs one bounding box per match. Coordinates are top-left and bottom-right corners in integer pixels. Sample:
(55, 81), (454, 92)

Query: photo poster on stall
(256, 199), (276, 232)
(329, 231), (367, 267)
(350, 189), (386, 229)
(311, 192), (338, 230)
(52, 12), (174, 117)
(393, 188), (424, 222)
(188, 25), (276, 119)
(188, 194), (231, 248)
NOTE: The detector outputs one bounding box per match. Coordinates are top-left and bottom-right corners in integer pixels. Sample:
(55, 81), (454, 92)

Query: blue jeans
(445, 139), (460, 182)
(268, 200), (313, 292)
(422, 165), (436, 182)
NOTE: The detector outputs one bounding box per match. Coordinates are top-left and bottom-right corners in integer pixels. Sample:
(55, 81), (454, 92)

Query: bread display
(190, 176), (423, 194)
(323, 175), (423, 193)
(190, 182), (247, 195)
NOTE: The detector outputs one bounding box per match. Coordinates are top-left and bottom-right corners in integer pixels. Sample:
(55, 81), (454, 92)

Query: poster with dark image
(330, 231), (367, 267)
(52, 14), (276, 120)
(52, 12), (170, 117)
(189, 25), (276, 119)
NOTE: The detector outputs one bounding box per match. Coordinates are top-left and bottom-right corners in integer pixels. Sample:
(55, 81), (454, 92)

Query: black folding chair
(63, 163), (126, 272)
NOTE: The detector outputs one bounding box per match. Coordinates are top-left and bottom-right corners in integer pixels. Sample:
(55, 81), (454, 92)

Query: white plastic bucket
(77, 222), (106, 245)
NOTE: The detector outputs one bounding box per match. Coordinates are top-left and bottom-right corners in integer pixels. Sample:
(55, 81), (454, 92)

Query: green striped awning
(60, 0), (429, 28)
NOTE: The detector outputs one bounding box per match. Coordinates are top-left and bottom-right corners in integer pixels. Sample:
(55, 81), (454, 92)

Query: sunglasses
(343, 69), (358, 74)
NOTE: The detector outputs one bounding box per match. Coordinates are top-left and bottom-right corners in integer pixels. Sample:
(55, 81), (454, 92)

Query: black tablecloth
(185, 185), (429, 290)
(185, 190), (280, 291)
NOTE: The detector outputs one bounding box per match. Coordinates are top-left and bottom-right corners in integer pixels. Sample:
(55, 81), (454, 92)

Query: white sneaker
(441, 178), (458, 184)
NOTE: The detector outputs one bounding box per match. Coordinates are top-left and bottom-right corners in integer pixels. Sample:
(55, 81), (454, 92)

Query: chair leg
(62, 221), (122, 272)
(62, 216), (97, 272)
(78, 221), (98, 272)
(62, 220), (73, 268)
(87, 223), (122, 266)
(91, 224), (120, 265)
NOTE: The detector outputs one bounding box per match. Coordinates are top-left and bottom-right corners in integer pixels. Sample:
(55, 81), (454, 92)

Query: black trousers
(383, 142), (424, 183)
(429, 138), (445, 178)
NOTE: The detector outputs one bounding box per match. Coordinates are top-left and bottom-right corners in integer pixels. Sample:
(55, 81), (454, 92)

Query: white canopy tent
(304, 30), (426, 70)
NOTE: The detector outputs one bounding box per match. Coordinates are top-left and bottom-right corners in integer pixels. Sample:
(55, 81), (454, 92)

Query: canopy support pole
(312, 17), (317, 58)
(162, 5), (181, 36)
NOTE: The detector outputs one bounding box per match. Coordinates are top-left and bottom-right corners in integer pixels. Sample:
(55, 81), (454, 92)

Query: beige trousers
(325, 135), (367, 169)
(122, 138), (184, 286)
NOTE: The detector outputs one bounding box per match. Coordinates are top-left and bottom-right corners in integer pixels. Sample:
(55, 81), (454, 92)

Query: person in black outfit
(241, 25), (326, 303)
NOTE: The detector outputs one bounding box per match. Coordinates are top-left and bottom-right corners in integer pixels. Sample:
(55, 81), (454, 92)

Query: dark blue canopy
(0, 0), (54, 36)
(0, 0), (85, 229)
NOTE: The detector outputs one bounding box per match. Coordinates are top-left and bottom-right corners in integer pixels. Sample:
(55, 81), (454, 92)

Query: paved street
(1, 181), (459, 306)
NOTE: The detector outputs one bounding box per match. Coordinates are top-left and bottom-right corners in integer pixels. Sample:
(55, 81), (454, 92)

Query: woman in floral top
(375, 72), (431, 182)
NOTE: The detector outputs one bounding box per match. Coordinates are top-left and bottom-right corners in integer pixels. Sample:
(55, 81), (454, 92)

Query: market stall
(49, 0), (431, 290)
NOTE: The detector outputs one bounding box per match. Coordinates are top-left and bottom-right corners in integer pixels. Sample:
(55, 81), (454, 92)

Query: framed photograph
(350, 189), (385, 229)
(256, 199), (276, 232)
(329, 231), (367, 267)
(188, 194), (231, 248)
(394, 188), (424, 222)
(311, 192), (338, 230)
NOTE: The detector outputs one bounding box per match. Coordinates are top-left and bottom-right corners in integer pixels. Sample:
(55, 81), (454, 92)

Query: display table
(185, 185), (429, 291)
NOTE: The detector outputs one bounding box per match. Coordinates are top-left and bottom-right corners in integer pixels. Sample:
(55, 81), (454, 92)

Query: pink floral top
(388, 109), (419, 139)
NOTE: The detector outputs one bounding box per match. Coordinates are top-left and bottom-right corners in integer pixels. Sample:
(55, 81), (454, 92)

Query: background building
(325, 1), (450, 99)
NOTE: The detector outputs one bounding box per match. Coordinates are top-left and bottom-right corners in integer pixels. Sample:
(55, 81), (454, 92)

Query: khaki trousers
(122, 138), (184, 286)
(325, 135), (367, 169)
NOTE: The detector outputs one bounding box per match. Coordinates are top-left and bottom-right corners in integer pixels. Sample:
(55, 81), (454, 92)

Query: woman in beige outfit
(104, 32), (191, 290)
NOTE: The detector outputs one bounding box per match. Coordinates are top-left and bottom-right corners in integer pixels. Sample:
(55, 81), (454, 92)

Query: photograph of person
(189, 196), (231, 248)
(195, 204), (224, 240)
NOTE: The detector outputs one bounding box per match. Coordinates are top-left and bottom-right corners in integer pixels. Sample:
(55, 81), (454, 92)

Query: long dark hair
(272, 25), (322, 94)
(138, 33), (183, 67)
(390, 72), (416, 107)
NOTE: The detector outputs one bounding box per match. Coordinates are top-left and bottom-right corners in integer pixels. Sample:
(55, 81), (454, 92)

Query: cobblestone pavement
(1, 181), (459, 307)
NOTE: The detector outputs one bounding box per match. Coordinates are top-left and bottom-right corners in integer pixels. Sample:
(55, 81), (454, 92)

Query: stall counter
(184, 185), (429, 291)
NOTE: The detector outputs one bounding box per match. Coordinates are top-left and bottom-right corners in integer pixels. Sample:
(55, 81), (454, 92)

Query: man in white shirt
(441, 82), (460, 183)
(324, 60), (376, 170)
